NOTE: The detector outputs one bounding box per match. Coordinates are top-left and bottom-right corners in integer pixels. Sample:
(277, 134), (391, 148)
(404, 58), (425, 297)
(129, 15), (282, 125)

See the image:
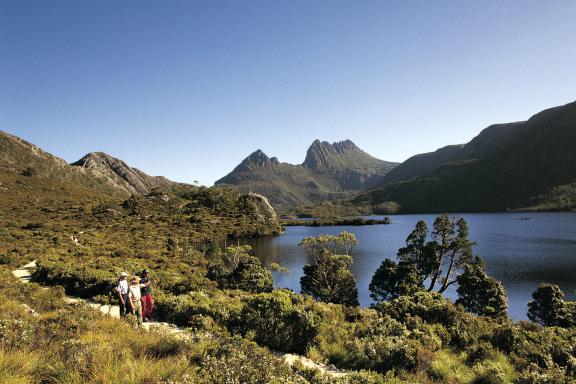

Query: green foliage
(198, 337), (293, 383)
(397, 220), (438, 284)
(301, 251), (359, 306)
(270, 262), (290, 274)
(392, 215), (476, 294)
(299, 231), (359, 256)
(369, 259), (424, 301)
(300, 232), (360, 306)
(207, 245), (273, 293)
(233, 290), (320, 354)
(370, 215), (506, 322)
(0, 254), (12, 265)
(372, 201), (401, 215)
(456, 259), (508, 319)
(154, 290), (244, 327)
(528, 284), (574, 327)
(33, 259), (118, 299)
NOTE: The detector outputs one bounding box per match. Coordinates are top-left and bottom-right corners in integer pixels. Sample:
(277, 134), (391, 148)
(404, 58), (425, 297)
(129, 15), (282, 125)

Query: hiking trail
(12, 260), (347, 378)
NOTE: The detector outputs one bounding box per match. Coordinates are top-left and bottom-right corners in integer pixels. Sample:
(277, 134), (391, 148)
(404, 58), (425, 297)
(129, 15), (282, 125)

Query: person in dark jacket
(140, 270), (153, 321)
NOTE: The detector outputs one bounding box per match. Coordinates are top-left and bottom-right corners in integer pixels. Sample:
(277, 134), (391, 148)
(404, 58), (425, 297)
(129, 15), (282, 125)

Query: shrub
(32, 260), (117, 299)
(0, 254), (12, 265)
(232, 290), (319, 354)
(21, 167), (35, 176)
(207, 245), (273, 293)
(21, 222), (44, 230)
(197, 337), (294, 384)
(154, 291), (243, 327)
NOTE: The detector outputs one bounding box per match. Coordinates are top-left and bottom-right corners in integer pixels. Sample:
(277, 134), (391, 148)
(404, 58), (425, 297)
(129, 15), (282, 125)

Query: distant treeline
(283, 216), (392, 227)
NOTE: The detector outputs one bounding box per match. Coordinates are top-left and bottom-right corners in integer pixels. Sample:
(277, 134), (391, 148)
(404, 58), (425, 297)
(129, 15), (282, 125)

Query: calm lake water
(245, 212), (576, 321)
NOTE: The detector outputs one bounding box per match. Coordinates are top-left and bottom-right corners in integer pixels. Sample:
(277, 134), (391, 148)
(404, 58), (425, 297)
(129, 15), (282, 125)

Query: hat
(119, 272), (129, 277)
(142, 269), (149, 274)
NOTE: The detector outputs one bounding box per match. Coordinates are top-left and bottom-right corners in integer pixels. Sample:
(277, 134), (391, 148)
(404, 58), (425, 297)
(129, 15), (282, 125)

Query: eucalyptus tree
(371, 214), (485, 303)
(299, 231), (359, 306)
(398, 214), (474, 293)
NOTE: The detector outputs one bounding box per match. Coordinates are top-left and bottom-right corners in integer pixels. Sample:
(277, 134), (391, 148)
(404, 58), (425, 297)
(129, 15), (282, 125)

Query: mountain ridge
(0, 130), (177, 196)
(356, 100), (576, 212)
(215, 139), (398, 210)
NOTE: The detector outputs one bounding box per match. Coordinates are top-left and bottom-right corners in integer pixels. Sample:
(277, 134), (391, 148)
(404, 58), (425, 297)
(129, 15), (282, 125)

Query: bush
(154, 290), (243, 327)
(21, 222), (44, 230)
(32, 260), (117, 299)
(0, 255), (12, 265)
(21, 167), (35, 177)
(197, 336), (294, 383)
(207, 245), (273, 293)
(232, 290), (319, 354)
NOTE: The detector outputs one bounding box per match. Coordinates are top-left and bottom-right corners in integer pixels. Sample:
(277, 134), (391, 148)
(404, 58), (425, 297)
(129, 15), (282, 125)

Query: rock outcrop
(72, 152), (173, 195)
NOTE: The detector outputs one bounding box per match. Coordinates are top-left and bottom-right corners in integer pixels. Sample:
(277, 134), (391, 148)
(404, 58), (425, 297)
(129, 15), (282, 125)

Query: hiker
(117, 272), (129, 317)
(128, 276), (144, 324)
(140, 269), (153, 322)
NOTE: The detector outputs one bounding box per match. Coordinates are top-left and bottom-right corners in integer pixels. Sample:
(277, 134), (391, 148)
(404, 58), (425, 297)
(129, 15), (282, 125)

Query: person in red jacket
(140, 270), (153, 322)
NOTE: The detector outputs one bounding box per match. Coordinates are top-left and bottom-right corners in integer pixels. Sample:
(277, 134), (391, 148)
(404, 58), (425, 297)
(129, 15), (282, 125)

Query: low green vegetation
(0, 267), (304, 383)
(2, 166), (576, 382)
(284, 200), (370, 219)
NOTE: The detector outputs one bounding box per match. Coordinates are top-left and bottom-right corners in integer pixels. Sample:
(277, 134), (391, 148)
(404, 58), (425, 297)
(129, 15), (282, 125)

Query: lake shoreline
(282, 217), (391, 227)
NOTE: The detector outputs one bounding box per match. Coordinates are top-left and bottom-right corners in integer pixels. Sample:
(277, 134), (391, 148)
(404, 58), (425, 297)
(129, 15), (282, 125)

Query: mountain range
(215, 101), (576, 213)
(215, 139), (398, 210)
(2, 99), (575, 215)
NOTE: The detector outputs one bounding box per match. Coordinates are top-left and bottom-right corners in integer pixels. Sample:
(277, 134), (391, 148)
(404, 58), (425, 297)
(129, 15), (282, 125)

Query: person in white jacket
(117, 272), (129, 317)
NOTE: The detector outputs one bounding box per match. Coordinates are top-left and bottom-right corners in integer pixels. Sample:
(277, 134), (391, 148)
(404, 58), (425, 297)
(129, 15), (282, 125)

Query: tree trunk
(427, 272), (439, 291)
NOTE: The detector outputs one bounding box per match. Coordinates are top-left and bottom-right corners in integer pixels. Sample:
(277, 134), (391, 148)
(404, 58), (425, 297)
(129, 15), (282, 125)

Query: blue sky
(1, 1), (575, 185)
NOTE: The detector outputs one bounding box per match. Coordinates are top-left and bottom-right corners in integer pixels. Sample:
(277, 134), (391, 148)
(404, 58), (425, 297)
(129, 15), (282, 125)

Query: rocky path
(12, 261), (346, 378)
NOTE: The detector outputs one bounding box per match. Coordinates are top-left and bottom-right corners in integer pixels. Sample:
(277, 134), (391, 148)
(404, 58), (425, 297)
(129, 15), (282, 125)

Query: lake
(245, 212), (576, 321)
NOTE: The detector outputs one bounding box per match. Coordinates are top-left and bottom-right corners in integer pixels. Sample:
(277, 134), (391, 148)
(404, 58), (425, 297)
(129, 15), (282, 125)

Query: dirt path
(11, 261), (347, 377)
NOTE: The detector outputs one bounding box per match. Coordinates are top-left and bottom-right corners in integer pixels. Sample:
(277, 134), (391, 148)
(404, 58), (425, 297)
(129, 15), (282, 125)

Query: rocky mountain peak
(73, 151), (127, 169)
(72, 152), (172, 195)
(303, 139), (364, 169)
(236, 150), (279, 171)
